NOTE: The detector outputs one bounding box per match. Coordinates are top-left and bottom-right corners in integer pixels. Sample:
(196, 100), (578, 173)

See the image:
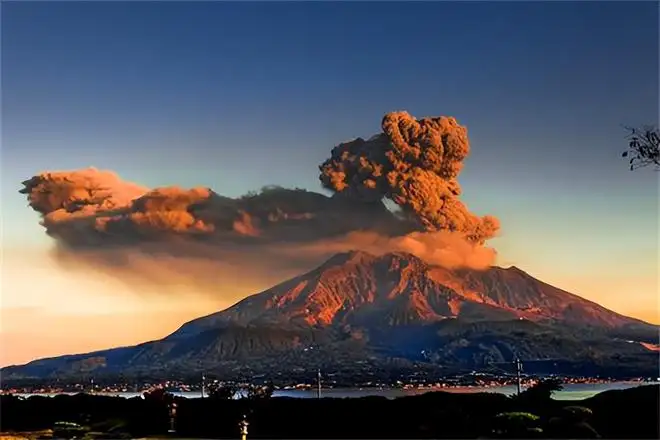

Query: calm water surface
(12, 381), (658, 401)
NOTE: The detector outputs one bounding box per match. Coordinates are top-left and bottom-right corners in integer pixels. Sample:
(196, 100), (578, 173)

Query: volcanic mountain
(176, 251), (646, 332)
(3, 252), (658, 381)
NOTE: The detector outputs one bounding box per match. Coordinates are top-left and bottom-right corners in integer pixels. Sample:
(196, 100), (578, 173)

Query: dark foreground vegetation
(1, 383), (658, 439)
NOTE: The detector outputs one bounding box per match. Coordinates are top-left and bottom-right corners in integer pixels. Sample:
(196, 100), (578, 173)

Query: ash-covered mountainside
(175, 251), (649, 335)
(3, 252), (657, 381)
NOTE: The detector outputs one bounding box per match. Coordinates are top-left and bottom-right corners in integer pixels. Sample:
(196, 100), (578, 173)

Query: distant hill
(3, 251), (658, 381)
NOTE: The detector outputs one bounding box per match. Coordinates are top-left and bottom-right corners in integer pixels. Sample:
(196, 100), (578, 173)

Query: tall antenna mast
(201, 373), (206, 399)
(316, 369), (322, 399)
(515, 358), (523, 395)
(168, 402), (177, 433)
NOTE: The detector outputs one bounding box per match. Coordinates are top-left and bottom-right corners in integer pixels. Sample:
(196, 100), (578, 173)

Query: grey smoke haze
(20, 111), (500, 300)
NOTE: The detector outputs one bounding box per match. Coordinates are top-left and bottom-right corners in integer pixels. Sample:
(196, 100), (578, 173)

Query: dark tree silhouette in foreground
(206, 381), (236, 400)
(490, 412), (544, 439)
(142, 387), (175, 403)
(547, 406), (601, 439)
(622, 125), (659, 170)
(515, 378), (564, 403)
(509, 377), (564, 414)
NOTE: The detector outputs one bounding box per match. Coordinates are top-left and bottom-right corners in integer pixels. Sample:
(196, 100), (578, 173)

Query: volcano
(176, 251), (646, 331)
(3, 252), (658, 381)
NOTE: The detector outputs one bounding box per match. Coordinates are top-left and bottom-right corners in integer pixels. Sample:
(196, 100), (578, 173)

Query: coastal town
(3, 372), (657, 397)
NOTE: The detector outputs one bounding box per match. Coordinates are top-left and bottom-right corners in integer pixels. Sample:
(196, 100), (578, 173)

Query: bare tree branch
(622, 125), (660, 171)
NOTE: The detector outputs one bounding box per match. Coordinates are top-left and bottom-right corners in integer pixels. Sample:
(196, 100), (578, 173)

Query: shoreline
(4, 380), (657, 401)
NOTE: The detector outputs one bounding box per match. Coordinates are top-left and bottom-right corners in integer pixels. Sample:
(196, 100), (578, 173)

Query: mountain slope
(174, 251), (650, 335)
(3, 251), (657, 381)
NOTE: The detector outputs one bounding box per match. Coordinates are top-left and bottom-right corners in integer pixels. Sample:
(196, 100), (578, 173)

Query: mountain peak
(6, 249), (658, 381)
(318, 250), (426, 270)
(201, 249), (649, 331)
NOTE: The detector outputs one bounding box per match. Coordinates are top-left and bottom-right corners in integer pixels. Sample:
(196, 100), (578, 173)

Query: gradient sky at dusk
(1, 1), (658, 366)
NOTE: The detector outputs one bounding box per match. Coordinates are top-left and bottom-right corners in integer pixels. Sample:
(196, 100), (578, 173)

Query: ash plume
(319, 111), (500, 243)
(19, 111), (500, 300)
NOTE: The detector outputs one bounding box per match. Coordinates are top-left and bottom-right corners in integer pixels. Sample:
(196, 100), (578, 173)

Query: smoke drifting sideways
(20, 111), (500, 302)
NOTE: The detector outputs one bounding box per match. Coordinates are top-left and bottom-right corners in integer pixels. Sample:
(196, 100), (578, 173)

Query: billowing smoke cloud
(320, 111), (500, 243)
(20, 112), (500, 302)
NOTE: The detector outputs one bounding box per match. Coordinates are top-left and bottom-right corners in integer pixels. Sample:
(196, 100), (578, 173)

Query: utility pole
(316, 369), (322, 399)
(168, 402), (177, 434)
(515, 358), (523, 396)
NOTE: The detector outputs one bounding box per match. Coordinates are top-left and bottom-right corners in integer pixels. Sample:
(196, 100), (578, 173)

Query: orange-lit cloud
(16, 112), (500, 304)
(10, 110), (655, 367)
(319, 111), (499, 243)
(8, 112), (505, 365)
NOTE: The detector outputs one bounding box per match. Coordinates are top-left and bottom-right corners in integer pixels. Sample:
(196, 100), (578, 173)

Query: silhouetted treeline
(1, 385), (658, 439)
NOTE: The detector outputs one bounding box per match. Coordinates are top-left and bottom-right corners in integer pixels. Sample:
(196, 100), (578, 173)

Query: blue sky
(1, 1), (658, 327)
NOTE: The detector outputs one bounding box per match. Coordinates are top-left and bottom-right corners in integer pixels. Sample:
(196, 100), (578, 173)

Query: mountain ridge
(2, 251), (657, 380)
(172, 250), (650, 336)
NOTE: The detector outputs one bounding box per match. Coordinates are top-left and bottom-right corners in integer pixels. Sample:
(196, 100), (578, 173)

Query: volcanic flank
(175, 251), (649, 332)
(3, 251), (657, 380)
(9, 111), (658, 380)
